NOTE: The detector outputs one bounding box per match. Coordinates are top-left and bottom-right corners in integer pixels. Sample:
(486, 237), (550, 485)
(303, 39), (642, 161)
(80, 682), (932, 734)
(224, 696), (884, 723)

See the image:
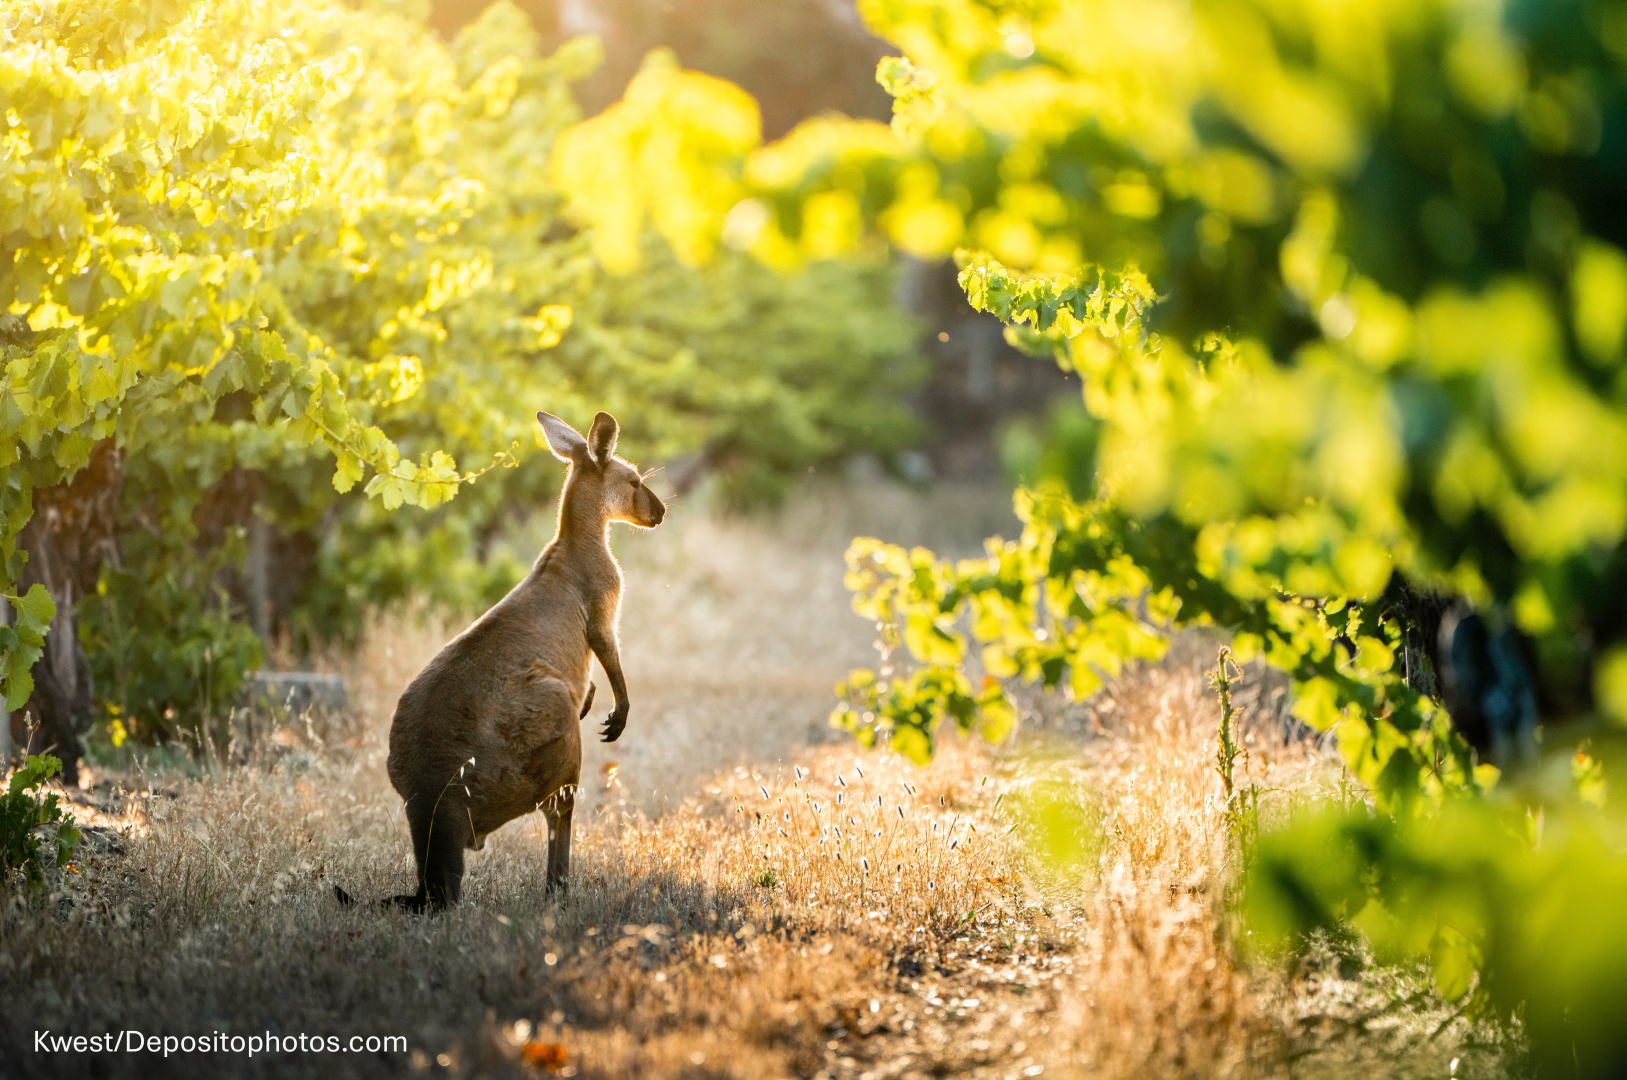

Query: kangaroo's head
(537, 410), (666, 530)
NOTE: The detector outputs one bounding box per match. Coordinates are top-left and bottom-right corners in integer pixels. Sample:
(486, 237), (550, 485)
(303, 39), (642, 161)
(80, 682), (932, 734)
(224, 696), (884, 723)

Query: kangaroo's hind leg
(396, 787), (472, 912)
(544, 784), (576, 895)
(522, 676), (583, 896)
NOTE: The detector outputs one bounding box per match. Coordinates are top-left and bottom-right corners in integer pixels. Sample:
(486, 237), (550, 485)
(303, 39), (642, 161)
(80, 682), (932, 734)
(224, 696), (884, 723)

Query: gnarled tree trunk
(11, 441), (122, 785)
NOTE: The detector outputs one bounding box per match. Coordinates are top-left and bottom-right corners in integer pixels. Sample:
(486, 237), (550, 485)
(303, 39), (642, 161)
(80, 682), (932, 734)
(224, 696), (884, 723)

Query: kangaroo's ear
(537, 411), (588, 463)
(586, 411), (619, 464)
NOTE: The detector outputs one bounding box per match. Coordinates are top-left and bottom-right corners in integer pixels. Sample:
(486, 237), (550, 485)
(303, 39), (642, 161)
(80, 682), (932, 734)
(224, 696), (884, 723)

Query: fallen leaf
(522, 1041), (568, 1071)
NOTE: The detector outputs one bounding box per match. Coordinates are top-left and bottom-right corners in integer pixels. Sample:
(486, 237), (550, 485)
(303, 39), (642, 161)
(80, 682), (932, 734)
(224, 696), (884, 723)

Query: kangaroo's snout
(638, 485), (666, 528)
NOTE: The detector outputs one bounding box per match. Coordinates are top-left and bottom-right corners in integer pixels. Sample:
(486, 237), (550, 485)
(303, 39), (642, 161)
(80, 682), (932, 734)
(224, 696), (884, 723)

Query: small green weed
(1, 754), (81, 887)
(1210, 648), (1262, 872)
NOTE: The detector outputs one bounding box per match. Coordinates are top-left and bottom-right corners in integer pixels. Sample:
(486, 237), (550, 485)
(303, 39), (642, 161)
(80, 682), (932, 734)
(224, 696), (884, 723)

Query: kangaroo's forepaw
(600, 704), (628, 742)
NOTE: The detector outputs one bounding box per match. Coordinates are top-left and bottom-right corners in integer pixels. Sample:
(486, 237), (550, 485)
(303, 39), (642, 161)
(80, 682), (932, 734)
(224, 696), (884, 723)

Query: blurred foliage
(564, 0), (1627, 795)
(3, 0), (922, 739)
(492, 0), (894, 141)
(1247, 792), (1627, 1077)
(996, 395), (1099, 500)
(0, 753), (80, 888)
(1002, 772), (1102, 893)
(559, 0), (1627, 1048)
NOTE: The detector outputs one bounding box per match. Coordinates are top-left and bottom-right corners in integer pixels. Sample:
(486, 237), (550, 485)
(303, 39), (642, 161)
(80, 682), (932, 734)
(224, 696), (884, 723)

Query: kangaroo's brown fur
(362, 410), (664, 911)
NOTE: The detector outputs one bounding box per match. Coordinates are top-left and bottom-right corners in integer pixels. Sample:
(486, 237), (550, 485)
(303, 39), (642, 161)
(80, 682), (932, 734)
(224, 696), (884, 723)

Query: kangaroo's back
(385, 542), (600, 812)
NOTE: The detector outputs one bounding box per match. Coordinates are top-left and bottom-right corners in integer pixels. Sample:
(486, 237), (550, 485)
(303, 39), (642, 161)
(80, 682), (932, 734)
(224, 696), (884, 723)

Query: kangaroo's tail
(333, 885), (430, 913)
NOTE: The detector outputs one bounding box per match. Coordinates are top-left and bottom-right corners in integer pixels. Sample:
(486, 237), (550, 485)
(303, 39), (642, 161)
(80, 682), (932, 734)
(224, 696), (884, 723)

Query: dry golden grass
(2, 483), (1513, 1079)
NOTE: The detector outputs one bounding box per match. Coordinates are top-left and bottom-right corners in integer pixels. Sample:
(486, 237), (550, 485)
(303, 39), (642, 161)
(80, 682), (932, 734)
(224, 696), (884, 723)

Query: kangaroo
(339, 410), (664, 912)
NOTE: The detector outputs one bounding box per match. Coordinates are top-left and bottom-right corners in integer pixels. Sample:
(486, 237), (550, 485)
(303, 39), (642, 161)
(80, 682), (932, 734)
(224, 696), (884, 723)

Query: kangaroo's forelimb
(587, 612), (629, 742)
